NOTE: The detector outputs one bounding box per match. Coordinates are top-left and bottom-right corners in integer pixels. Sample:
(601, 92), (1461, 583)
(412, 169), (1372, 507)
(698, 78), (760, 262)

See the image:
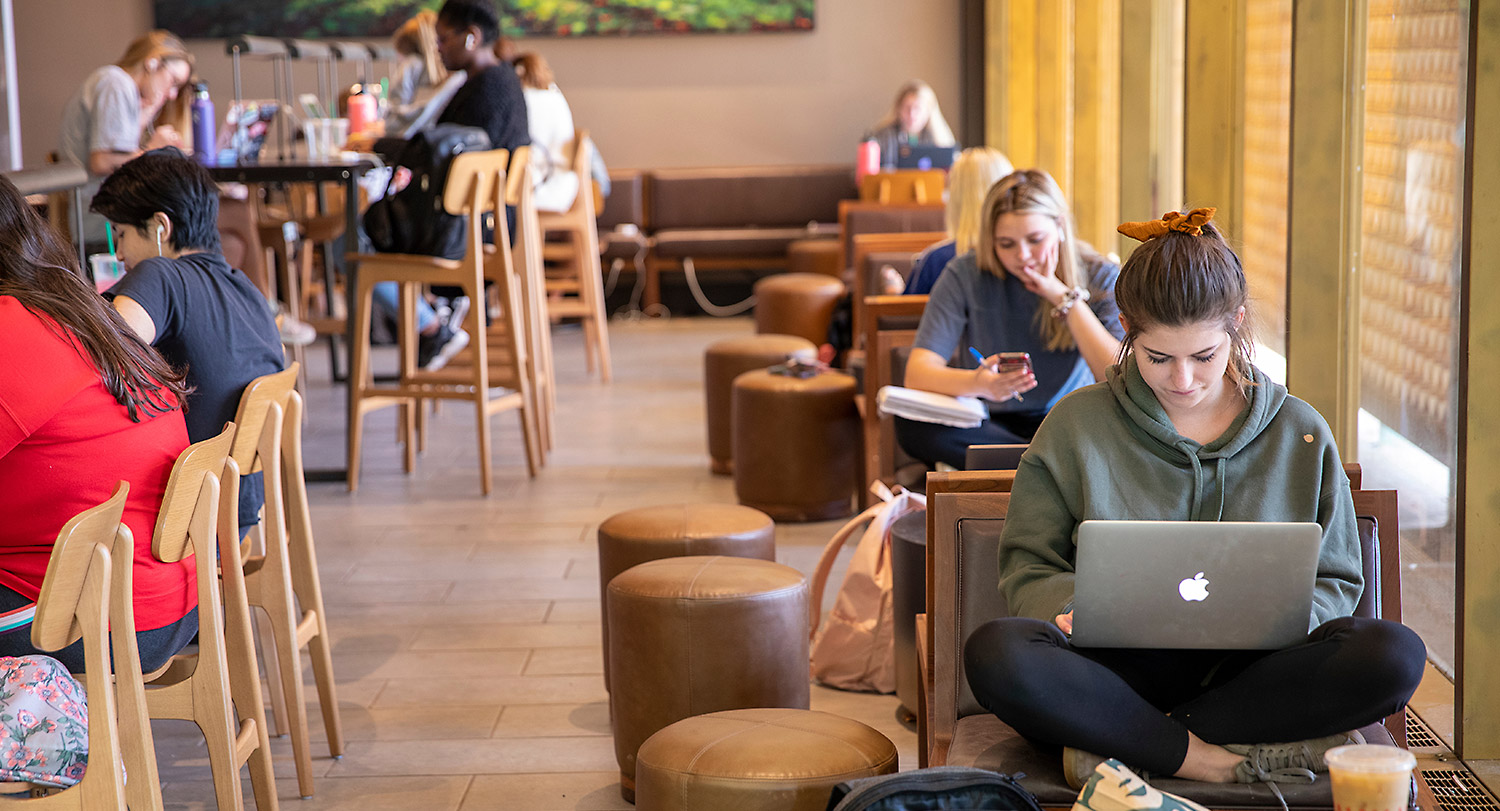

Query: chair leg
(577, 223), (613, 382)
(223, 576), (280, 811)
(256, 610), (290, 737)
(269, 603), (315, 798)
(307, 620), (345, 757)
(347, 277), (375, 492)
(196, 688), (248, 811)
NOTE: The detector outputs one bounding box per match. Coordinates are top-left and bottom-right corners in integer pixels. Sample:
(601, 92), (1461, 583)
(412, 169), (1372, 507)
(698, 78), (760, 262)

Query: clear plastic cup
(88, 253), (125, 293)
(1325, 744), (1417, 811)
(303, 118), (349, 160)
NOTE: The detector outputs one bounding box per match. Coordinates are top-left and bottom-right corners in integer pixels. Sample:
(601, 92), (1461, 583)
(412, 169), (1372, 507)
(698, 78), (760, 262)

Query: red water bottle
(856, 139), (880, 185)
(347, 91), (377, 136)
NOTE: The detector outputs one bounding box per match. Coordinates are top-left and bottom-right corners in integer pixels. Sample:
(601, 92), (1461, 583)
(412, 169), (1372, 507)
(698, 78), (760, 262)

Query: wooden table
(208, 157), (374, 482)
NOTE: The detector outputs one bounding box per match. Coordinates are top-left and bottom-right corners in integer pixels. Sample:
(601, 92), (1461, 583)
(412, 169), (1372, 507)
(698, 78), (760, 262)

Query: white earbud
(466, 34), (475, 48)
(156, 226), (163, 256)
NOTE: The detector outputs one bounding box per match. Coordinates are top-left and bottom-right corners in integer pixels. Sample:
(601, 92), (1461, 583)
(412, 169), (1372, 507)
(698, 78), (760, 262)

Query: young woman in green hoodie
(963, 210), (1426, 788)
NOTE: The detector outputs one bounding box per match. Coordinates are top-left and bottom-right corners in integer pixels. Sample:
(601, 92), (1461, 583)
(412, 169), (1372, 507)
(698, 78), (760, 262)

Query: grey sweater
(998, 355), (1364, 631)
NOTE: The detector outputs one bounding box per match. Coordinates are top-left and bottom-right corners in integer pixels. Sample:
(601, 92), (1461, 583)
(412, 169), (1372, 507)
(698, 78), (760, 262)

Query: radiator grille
(1407, 709), (1446, 750)
(1421, 769), (1500, 811)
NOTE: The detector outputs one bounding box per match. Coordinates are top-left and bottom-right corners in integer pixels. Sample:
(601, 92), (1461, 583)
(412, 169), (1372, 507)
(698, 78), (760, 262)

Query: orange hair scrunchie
(1117, 207), (1217, 242)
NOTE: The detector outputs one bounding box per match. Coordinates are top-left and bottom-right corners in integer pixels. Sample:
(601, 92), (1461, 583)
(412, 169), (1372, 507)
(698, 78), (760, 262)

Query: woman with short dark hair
(93, 147), (285, 538)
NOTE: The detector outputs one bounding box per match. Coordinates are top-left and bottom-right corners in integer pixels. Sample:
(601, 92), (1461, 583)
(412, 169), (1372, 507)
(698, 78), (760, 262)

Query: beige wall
(16, 0), (961, 171)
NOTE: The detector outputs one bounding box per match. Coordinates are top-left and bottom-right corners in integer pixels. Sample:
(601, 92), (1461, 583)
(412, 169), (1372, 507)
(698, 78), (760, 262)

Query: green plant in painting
(152, 0), (813, 39)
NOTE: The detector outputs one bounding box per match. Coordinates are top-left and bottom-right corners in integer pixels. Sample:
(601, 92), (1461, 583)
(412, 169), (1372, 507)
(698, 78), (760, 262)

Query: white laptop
(1070, 520), (1322, 650)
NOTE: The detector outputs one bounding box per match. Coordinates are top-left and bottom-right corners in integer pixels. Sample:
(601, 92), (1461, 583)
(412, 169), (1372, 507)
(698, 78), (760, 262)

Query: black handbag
(826, 767), (1046, 811)
(362, 124), (492, 260)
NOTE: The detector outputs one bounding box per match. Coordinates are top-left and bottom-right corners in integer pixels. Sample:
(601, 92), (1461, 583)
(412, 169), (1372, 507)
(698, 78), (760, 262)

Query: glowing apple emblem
(1178, 572), (1210, 602)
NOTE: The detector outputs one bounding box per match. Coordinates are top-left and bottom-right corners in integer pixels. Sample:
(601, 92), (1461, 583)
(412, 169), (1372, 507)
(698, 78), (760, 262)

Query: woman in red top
(0, 175), (195, 672)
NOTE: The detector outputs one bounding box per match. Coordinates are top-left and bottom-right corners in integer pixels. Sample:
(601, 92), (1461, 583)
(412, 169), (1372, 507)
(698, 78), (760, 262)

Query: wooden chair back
(441, 149), (510, 217)
(508, 155), (558, 452)
(11, 482), (136, 809)
(860, 169), (946, 204)
(859, 295), (928, 502)
(836, 200), (946, 276)
(151, 425), (236, 565)
(849, 232), (944, 350)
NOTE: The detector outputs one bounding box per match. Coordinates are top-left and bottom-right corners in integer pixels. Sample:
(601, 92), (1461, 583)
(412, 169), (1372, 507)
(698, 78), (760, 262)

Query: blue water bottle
(190, 81), (215, 164)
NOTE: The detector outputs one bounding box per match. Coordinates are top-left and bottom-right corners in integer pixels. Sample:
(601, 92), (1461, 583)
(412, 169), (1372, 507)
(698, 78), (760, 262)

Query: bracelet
(1051, 286), (1091, 319)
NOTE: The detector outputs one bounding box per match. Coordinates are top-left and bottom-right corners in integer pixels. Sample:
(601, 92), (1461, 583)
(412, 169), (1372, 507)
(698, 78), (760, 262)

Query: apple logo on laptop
(1178, 572), (1210, 602)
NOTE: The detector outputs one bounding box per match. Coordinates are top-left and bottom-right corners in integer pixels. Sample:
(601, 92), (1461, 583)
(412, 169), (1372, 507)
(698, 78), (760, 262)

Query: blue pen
(969, 346), (1024, 402)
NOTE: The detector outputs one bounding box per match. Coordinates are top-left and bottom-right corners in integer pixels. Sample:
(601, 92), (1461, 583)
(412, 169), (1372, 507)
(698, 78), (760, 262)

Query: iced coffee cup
(1325, 744), (1417, 811)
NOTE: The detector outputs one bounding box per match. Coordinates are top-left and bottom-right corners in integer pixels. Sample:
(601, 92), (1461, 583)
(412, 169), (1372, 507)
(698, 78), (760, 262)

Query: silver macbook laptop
(1070, 520), (1322, 650)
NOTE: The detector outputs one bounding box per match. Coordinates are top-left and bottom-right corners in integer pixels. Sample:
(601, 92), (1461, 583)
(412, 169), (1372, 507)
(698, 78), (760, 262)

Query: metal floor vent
(1421, 769), (1500, 811)
(1408, 709), (1446, 750)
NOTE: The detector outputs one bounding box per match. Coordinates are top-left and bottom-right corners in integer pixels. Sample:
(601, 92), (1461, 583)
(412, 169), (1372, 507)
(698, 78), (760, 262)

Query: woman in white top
(513, 52), (580, 213)
(59, 31), (193, 243)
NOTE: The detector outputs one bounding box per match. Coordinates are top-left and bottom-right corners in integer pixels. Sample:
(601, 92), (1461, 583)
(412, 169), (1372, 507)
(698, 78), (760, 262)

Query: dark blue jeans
(0, 585), (198, 674)
(894, 409), (1046, 470)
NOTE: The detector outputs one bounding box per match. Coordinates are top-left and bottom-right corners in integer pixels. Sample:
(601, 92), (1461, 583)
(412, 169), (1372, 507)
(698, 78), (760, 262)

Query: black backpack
(363, 124), (492, 260)
(826, 767), (1046, 811)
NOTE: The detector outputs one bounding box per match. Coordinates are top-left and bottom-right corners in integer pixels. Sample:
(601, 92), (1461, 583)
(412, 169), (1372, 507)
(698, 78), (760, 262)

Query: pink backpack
(808, 483), (926, 693)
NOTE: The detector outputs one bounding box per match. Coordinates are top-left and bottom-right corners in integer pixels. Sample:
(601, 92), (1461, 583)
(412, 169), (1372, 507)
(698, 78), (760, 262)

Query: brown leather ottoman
(753, 272), (847, 345)
(786, 238), (842, 278)
(634, 708), (898, 810)
(608, 556), (810, 802)
(704, 334), (818, 475)
(732, 368), (859, 522)
(596, 503), (776, 691)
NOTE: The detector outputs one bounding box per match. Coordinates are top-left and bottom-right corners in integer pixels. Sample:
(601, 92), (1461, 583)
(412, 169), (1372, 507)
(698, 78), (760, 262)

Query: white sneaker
(1073, 760), (1210, 811)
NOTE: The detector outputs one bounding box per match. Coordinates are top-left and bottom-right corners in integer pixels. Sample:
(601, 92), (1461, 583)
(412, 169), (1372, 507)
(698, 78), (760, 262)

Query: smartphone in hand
(995, 352), (1033, 376)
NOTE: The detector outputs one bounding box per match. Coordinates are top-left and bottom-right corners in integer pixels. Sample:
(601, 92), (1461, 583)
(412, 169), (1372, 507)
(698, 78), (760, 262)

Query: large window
(1241, 0), (1291, 357)
(1357, 0), (1465, 674)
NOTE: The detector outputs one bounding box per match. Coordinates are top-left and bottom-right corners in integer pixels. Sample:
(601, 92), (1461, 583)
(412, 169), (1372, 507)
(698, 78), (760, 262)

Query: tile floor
(155, 316), (909, 810)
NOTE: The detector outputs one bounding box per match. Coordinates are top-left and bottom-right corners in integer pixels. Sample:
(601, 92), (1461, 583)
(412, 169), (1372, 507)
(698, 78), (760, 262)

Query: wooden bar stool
(231, 364), (343, 799)
(538, 131), (612, 381)
(142, 426), (279, 811)
(7, 483), (160, 810)
(347, 148), (541, 494)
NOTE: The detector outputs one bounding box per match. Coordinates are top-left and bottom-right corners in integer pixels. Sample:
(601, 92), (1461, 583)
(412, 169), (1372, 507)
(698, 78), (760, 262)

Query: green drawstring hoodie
(998, 355), (1364, 632)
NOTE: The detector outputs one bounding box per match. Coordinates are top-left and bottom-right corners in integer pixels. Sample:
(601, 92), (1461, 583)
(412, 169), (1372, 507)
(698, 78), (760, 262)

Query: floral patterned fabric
(0, 655), (88, 787)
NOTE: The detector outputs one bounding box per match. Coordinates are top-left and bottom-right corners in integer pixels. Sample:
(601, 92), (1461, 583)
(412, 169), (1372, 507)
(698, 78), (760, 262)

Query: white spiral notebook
(875, 386), (988, 428)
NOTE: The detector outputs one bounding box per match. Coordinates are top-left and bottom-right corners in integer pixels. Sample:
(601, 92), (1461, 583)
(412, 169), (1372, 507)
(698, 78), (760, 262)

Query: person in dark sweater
(434, 0), (530, 155)
(93, 148), (286, 537)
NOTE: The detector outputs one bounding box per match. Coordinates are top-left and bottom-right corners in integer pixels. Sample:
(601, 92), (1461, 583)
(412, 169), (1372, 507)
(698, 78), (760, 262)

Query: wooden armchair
(848, 232), (944, 353)
(857, 295), (927, 505)
(920, 464), (1409, 808)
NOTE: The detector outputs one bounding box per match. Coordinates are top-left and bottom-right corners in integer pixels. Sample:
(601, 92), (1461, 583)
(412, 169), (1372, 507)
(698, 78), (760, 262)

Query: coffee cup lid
(1324, 744), (1417, 773)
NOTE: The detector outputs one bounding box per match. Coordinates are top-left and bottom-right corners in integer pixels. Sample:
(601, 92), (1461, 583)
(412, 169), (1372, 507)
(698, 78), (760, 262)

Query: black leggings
(963, 616), (1426, 776)
(0, 584), (198, 674)
(895, 410), (1046, 470)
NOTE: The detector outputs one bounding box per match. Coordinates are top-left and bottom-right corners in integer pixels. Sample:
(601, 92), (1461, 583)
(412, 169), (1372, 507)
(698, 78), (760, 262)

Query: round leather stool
(596, 503), (776, 691)
(889, 507), (927, 722)
(608, 557), (810, 802)
(634, 708), (898, 810)
(704, 334), (818, 475)
(732, 368), (858, 522)
(753, 272), (847, 345)
(786, 238), (842, 278)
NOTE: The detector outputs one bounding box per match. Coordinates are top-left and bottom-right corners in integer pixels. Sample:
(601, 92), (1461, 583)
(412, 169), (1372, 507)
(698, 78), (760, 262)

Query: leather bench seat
(651, 226), (832, 258)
